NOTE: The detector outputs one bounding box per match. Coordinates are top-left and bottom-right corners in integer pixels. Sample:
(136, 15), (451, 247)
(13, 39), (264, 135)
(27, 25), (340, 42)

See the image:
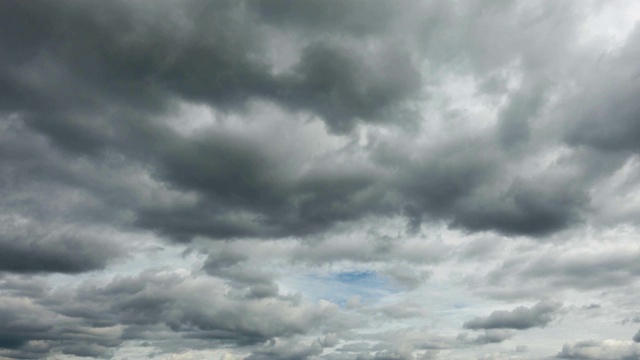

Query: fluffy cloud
(0, 269), (344, 359)
(556, 340), (640, 360)
(0, 0), (620, 243)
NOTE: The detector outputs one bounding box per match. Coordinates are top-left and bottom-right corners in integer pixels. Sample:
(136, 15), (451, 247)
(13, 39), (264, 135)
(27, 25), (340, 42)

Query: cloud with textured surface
(2, 0), (640, 359)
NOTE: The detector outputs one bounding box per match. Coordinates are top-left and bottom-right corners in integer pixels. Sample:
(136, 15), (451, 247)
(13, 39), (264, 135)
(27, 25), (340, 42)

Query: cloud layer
(2, 0), (640, 359)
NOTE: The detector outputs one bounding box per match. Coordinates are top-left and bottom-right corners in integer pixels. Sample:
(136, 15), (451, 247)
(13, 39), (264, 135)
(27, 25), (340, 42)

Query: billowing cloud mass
(2, 0), (640, 359)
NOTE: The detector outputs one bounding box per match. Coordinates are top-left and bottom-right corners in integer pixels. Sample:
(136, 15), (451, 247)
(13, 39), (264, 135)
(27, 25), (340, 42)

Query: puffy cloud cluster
(0, 269), (341, 359)
(556, 340), (640, 360)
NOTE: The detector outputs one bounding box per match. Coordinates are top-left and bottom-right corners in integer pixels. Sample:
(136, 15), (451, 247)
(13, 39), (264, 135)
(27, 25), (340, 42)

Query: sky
(1, 1), (640, 359)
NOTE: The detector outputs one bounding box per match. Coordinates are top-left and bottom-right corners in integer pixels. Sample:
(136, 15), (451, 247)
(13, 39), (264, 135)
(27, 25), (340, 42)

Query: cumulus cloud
(0, 296), (122, 359)
(556, 340), (640, 360)
(457, 329), (515, 346)
(474, 330), (515, 345)
(563, 26), (640, 153)
(2, 0), (640, 359)
(463, 301), (562, 330)
(0, 0), (620, 243)
(0, 269), (346, 359)
(245, 338), (324, 360)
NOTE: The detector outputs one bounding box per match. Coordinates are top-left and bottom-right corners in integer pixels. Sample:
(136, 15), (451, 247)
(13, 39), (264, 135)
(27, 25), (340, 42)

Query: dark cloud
(287, 232), (449, 265)
(135, 128), (389, 240)
(0, 0), (420, 136)
(495, 82), (544, 149)
(278, 42), (422, 133)
(0, 232), (122, 274)
(634, 330), (640, 343)
(475, 329), (514, 344)
(252, 0), (397, 37)
(0, 118), (137, 274)
(0, 276), (49, 299)
(564, 25), (640, 153)
(483, 248), (640, 296)
(0, 0), (610, 248)
(377, 134), (589, 237)
(0, 296), (121, 359)
(463, 301), (562, 330)
(451, 176), (589, 236)
(87, 271), (334, 342)
(0, 269), (343, 359)
(383, 138), (498, 218)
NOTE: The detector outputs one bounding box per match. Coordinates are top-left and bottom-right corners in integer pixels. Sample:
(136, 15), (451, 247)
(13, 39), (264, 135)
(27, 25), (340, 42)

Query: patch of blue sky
(290, 270), (401, 307)
(334, 270), (377, 283)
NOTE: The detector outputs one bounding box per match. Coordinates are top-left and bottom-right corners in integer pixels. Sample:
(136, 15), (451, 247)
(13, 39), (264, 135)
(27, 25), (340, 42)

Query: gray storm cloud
(1, 0), (640, 359)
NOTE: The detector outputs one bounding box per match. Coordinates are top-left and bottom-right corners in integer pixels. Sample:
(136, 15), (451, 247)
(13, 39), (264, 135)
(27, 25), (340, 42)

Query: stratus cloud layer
(1, 0), (640, 359)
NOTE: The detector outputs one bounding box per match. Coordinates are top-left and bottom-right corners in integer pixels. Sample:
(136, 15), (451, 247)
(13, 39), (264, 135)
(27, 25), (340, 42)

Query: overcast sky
(2, 1), (640, 359)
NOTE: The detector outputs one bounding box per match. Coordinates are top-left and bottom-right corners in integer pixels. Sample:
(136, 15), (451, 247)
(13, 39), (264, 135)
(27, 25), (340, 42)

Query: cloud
(563, 26), (640, 153)
(84, 271), (338, 342)
(252, 0), (398, 37)
(278, 41), (422, 133)
(457, 329), (515, 345)
(463, 301), (562, 330)
(0, 268), (346, 359)
(0, 223), (125, 274)
(480, 246), (640, 298)
(0, 296), (122, 359)
(451, 175), (588, 236)
(245, 338), (324, 360)
(556, 340), (640, 360)
(2, 0), (640, 359)
(0, 0), (608, 243)
(474, 329), (515, 345)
